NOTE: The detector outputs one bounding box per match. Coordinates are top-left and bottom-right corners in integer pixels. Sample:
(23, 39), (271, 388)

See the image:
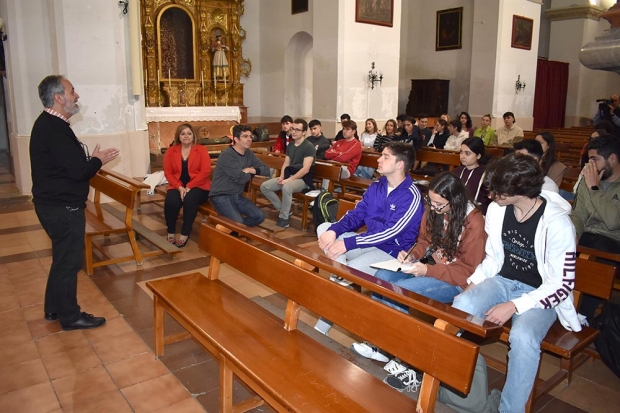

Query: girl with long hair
(535, 131), (566, 187)
(360, 118), (378, 149)
(452, 137), (491, 214)
(373, 119), (398, 152)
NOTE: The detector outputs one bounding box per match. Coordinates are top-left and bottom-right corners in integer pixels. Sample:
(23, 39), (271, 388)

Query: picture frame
(292, 0), (308, 15)
(511, 15), (534, 50)
(436, 8), (463, 51)
(355, 0), (394, 28)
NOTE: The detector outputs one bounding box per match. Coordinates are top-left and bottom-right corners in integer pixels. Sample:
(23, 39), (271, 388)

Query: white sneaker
(328, 275), (353, 287)
(384, 369), (420, 392)
(351, 342), (389, 362)
(383, 359), (407, 375)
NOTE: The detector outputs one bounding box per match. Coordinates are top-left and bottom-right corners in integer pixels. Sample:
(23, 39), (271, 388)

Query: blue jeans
(354, 165), (375, 179)
(452, 276), (557, 413)
(209, 194), (265, 227)
(372, 270), (462, 312)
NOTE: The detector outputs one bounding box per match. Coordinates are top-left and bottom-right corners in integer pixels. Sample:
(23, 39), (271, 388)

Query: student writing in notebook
(351, 173), (487, 391)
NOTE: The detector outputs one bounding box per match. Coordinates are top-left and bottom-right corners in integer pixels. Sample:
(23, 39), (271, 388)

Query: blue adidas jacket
(329, 175), (424, 257)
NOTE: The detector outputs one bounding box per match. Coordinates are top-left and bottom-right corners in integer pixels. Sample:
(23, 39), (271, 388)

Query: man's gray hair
(38, 75), (65, 108)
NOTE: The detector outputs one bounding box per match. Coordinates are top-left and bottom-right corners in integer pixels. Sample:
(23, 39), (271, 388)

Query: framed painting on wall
(436, 8), (463, 51)
(292, 0), (308, 15)
(356, 0), (394, 27)
(511, 15), (534, 50)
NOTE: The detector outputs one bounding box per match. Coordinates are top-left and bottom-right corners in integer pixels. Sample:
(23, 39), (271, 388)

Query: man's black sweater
(30, 111), (102, 207)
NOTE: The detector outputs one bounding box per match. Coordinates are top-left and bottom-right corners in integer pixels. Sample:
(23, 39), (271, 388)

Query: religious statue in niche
(211, 31), (229, 79)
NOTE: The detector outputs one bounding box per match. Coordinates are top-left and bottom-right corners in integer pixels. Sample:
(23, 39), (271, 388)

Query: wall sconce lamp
(368, 62), (383, 90)
(118, 0), (129, 15)
(515, 75), (526, 93)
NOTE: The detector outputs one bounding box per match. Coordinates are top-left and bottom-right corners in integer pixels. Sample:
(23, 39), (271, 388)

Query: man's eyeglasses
(290, 127), (303, 133)
(424, 195), (449, 212)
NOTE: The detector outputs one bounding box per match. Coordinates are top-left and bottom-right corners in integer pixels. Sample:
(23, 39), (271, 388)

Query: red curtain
(533, 59), (569, 129)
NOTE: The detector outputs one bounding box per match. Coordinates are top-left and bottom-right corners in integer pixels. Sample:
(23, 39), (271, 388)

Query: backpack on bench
(312, 191), (339, 233)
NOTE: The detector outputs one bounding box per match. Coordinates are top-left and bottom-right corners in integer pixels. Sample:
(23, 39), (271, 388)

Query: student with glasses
(351, 172), (487, 391)
(260, 118), (316, 228)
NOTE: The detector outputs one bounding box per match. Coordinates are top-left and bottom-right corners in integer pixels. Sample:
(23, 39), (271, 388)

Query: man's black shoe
(61, 313), (106, 331)
(44, 312), (58, 321)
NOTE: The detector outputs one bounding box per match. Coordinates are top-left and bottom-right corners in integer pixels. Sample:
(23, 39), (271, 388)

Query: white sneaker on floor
(383, 359), (407, 375)
(351, 342), (389, 362)
(384, 369), (420, 392)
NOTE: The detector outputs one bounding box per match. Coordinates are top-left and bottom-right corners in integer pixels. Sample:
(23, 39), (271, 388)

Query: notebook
(370, 259), (414, 272)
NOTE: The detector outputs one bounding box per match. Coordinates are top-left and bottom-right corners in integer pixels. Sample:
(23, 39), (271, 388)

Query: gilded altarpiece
(141, 0), (251, 108)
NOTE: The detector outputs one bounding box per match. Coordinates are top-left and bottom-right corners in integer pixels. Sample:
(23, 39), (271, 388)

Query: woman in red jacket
(163, 124), (212, 247)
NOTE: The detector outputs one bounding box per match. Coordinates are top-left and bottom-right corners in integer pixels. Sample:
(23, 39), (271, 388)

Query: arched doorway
(284, 32), (313, 118)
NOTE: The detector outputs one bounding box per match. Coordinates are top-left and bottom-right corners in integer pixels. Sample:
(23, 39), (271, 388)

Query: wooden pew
(337, 152), (381, 196)
(483, 257), (616, 412)
(208, 215), (502, 339)
(248, 151), (285, 204)
(84, 169), (182, 275)
(147, 222), (482, 413)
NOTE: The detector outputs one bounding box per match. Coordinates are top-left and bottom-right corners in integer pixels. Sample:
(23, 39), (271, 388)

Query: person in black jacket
(30, 75), (119, 330)
(307, 119), (331, 159)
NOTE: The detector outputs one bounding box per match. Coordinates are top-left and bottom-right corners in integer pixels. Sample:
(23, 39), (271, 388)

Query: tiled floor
(1, 151), (619, 412)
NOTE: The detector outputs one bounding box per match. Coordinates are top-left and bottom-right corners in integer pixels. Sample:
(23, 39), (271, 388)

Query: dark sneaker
(276, 218), (289, 228)
(384, 369), (420, 392)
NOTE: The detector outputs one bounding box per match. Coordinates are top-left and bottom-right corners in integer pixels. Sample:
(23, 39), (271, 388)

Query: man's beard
(600, 162), (613, 180)
(64, 101), (80, 115)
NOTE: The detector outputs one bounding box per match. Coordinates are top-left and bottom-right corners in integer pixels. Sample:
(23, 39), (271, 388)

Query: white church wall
(3, 0), (149, 195)
(399, 0), (475, 118)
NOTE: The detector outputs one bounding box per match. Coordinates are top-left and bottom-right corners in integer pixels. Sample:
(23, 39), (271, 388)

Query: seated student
(334, 113), (359, 141)
(444, 119), (469, 151)
(452, 137), (491, 214)
(396, 114), (407, 135)
(314, 142), (424, 333)
(459, 111), (475, 138)
(352, 173), (486, 390)
(571, 134), (620, 319)
(324, 120), (363, 180)
(209, 125), (271, 227)
(360, 118), (379, 149)
(414, 113), (432, 147)
(580, 128), (609, 168)
(491, 111), (524, 147)
(306, 119), (331, 160)
(535, 132), (566, 187)
(397, 116), (422, 150)
(373, 119), (398, 152)
(426, 119), (450, 149)
(260, 118), (316, 229)
(473, 114), (496, 146)
(452, 153), (580, 413)
(272, 115), (293, 154)
(513, 139), (559, 193)
(163, 123), (211, 247)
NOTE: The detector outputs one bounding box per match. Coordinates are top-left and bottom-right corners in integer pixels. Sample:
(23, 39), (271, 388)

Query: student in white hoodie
(453, 153), (580, 413)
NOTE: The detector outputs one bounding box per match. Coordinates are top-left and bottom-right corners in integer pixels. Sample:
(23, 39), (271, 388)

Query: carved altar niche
(141, 0), (251, 108)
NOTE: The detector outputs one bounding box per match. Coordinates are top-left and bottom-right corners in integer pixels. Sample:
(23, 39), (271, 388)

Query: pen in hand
(397, 242), (417, 272)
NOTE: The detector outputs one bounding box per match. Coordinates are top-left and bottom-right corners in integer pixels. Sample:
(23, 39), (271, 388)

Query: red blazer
(163, 144), (212, 191)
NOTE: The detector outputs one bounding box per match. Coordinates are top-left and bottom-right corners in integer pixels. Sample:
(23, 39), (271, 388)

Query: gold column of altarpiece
(141, 0), (251, 107)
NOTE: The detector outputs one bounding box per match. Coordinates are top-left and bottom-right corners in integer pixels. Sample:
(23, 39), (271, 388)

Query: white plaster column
(548, 0), (618, 126)
(468, 0), (541, 131)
